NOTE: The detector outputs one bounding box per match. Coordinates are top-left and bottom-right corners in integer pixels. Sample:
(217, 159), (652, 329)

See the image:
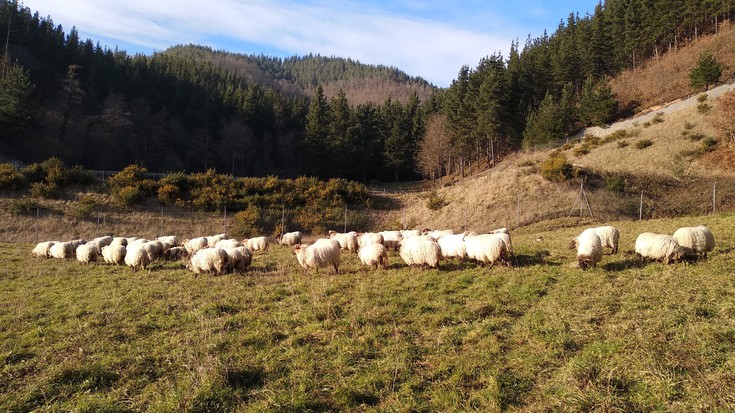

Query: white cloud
(22, 0), (516, 86)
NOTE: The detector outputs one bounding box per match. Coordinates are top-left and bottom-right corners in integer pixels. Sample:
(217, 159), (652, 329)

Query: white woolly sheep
(76, 243), (98, 264)
(672, 226), (715, 259)
(489, 228), (509, 235)
(464, 233), (509, 267)
(206, 233), (227, 247)
(223, 247), (252, 273)
(141, 240), (164, 261)
(358, 232), (384, 248)
(635, 232), (688, 264)
(378, 230), (402, 251)
(187, 247), (229, 276)
(49, 240), (81, 259)
(400, 229), (421, 239)
(124, 245), (150, 272)
(184, 237), (209, 254)
(163, 246), (188, 261)
(110, 237), (128, 247)
(575, 226), (619, 254)
(245, 236), (269, 252)
(101, 245), (126, 265)
(358, 243), (389, 270)
(215, 238), (242, 249)
(293, 241), (341, 274)
(87, 236), (113, 253)
(423, 229), (454, 239)
(31, 241), (56, 258)
(574, 230), (603, 270)
(328, 231), (359, 252)
(280, 231), (302, 247)
(157, 235), (179, 250)
(399, 235), (441, 268)
(437, 233), (467, 261)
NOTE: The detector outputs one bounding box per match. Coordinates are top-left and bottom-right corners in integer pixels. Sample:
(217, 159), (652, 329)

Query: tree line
(1, 0), (733, 184)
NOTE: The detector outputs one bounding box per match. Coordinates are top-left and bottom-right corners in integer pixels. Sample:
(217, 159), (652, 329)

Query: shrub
(642, 121), (652, 128)
(699, 137), (718, 153)
(698, 93), (709, 103)
(0, 163), (22, 190)
(583, 134), (601, 146)
(572, 146), (590, 157)
(652, 112), (665, 124)
(9, 197), (39, 215)
(540, 154), (573, 182)
(230, 206), (262, 238)
(424, 191), (447, 211)
(684, 121), (695, 130)
(67, 202), (96, 221)
(617, 141), (629, 148)
(29, 181), (58, 199)
(688, 132), (706, 142)
(561, 142), (574, 150)
(635, 139), (653, 149)
(605, 175), (625, 193)
(107, 165), (147, 190)
(20, 163), (45, 184)
(697, 102), (711, 114)
(157, 184), (180, 205)
(114, 185), (143, 207)
(40, 157), (68, 186)
(66, 165), (95, 186)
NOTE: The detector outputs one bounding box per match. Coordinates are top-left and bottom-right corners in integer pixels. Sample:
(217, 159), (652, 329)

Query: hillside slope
(374, 87), (735, 232)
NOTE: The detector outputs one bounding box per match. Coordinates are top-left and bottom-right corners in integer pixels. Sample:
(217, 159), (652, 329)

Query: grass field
(2, 214), (735, 412)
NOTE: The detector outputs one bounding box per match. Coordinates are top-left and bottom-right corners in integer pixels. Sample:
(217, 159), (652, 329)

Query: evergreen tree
(0, 62), (34, 138)
(689, 50), (723, 90)
(303, 85), (330, 175)
(522, 91), (562, 149)
(578, 76), (618, 127)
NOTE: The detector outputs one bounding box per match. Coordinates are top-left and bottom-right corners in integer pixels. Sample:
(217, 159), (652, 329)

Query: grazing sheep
(163, 246), (188, 261)
(49, 241), (78, 259)
(157, 235), (179, 250)
(223, 247), (251, 273)
(379, 230), (402, 251)
(437, 233), (467, 261)
(187, 248), (229, 276)
(76, 243), (98, 264)
(635, 232), (688, 264)
(490, 228), (509, 235)
(574, 230), (603, 270)
(31, 241), (56, 258)
(141, 240), (164, 261)
(464, 233), (509, 267)
(87, 236), (113, 253)
(215, 238), (242, 249)
(124, 245), (150, 272)
(110, 237), (128, 247)
(357, 232), (384, 248)
(399, 235), (441, 268)
(672, 226), (715, 259)
(206, 234), (227, 247)
(569, 226), (620, 255)
(293, 241), (341, 274)
(280, 231), (302, 247)
(400, 229), (421, 239)
(328, 231), (358, 252)
(245, 236), (269, 252)
(101, 245), (126, 265)
(184, 237), (208, 254)
(423, 229), (454, 240)
(358, 243), (389, 270)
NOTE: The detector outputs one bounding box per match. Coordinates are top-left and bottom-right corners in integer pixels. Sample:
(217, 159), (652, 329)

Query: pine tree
(522, 91), (562, 149)
(689, 51), (722, 90)
(0, 62), (34, 138)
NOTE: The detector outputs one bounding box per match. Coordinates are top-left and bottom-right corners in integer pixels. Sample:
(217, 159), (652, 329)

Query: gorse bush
(29, 181), (57, 199)
(423, 191), (447, 211)
(635, 139), (653, 149)
(540, 154), (573, 182)
(8, 197), (39, 215)
(0, 163), (22, 190)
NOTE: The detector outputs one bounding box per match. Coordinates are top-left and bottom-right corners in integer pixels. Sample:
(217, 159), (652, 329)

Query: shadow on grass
(512, 251), (561, 267)
(603, 258), (645, 272)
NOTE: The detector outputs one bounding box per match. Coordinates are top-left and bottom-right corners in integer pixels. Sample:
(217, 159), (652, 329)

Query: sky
(20, 0), (600, 87)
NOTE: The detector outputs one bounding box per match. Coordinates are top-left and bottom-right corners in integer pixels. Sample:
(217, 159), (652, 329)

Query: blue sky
(21, 0), (600, 87)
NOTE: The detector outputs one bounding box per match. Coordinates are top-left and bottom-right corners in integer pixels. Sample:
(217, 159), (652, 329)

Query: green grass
(3, 214), (735, 411)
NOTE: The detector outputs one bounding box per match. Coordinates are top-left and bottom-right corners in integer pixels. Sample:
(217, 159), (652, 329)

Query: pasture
(2, 214), (735, 412)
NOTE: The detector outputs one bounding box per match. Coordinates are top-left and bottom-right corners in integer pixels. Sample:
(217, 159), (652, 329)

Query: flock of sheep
(29, 223), (715, 275)
(572, 225), (716, 270)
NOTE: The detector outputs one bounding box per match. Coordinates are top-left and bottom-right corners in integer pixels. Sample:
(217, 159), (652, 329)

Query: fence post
(35, 206), (39, 244)
(712, 181), (717, 214)
(344, 204), (348, 233)
(281, 206), (285, 237)
(96, 208), (100, 237)
(160, 207), (164, 237)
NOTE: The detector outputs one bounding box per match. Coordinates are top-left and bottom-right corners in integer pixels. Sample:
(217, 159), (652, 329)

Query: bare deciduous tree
(416, 114), (451, 187)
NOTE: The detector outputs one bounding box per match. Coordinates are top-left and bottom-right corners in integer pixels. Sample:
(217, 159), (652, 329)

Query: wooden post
(160, 207), (164, 237)
(35, 207), (39, 244)
(96, 209), (100, 237)
(281, 206), (285, 237)
(344, 204), (348, 233)
(712, 181), (717, 214)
